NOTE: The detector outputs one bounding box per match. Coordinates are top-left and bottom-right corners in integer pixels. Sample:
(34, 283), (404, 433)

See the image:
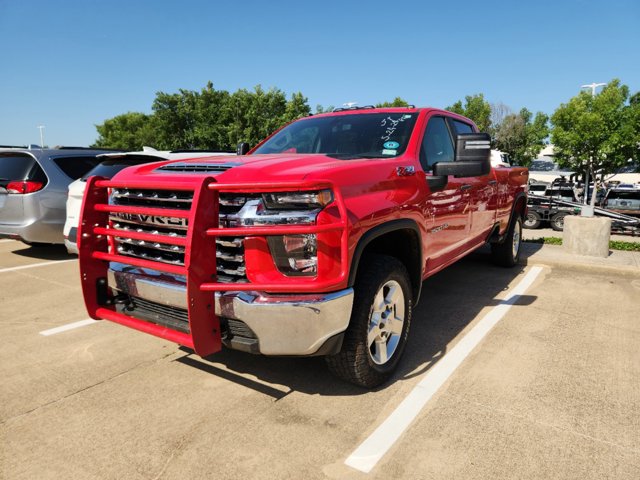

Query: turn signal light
(6, 181), (44, 194)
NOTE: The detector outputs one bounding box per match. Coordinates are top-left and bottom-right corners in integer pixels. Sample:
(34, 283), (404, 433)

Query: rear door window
(52, 155), (103, 180)
(449, 119), (475, 135)
(607, 190), (640, 200)
(0, 153), (47, 187)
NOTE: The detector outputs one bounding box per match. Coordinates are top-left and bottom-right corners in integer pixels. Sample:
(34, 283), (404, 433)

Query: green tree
(315, 104), (335, 114)
(191, 81), (233, 150)
(446, 94), (492, 132)
(228, 85), (287, 147)
(94, 82), (314, 151)
(375, 97), (410, 108)
(150, 89), (199, 150)
(92, 112), (156, 150)
(494, 108), (549, 166)
(551, 79), (640, 186)
(283, 92), (311, 122)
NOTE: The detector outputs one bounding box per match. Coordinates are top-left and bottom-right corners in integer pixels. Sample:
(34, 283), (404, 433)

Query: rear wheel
(524, 211), (542, 229)
(550, 212), (567, 231)
(325, 255), (412, 388)
(491, 216), (522, 267)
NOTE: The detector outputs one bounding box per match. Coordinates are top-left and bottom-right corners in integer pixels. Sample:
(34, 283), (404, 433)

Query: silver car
(603, 187), (640, 215)
(0, 147), (117, 245)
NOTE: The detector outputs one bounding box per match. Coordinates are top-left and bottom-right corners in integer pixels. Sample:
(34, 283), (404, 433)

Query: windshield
(253, 112), (418, 159)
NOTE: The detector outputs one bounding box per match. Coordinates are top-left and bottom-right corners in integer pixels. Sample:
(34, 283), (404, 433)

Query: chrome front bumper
(106, 263), (353, 356)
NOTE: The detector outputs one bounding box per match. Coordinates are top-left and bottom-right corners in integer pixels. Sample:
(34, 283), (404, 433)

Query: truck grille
(110, 188), (254, 283)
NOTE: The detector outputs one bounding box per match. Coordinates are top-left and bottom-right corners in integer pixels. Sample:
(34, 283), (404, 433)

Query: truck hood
(113, 153), (356, 184)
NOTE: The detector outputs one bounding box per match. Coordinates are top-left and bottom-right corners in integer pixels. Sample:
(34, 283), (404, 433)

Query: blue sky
(1, 0), (638, 147)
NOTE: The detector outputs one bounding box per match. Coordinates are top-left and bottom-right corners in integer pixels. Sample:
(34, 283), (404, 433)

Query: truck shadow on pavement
(174, 245), (540, 397)
(9, 243), (76, 261)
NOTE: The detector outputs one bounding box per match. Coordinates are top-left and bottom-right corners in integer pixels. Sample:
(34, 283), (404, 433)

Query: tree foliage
(550, 79), (640, 176)
(489, 102), (513, 136)
(375, 97), (410, 108)
(93, 112), (155, 150)
(446, 94), (492, 132)
(315, 104), (335, 114)
(494, 108), (549, 166)
(94, 83), (311, 151)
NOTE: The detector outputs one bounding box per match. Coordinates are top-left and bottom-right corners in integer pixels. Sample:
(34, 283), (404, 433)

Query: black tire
(325, 255), (412, 389)
(491, 216), (522, 267)
(550, 212), (567, 231)
(523, 211), (542, 229)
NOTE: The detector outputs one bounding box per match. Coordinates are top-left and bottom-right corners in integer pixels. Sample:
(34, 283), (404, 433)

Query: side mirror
(237, 142), (251, 156)
(433, 133), (491, 178)
(433, 160), (489, 177)
(454, 133), (491, 163)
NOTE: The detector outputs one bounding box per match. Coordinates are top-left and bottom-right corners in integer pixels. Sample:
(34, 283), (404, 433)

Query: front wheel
(491, 216), (522, 267)
(325, 255), (412, 388)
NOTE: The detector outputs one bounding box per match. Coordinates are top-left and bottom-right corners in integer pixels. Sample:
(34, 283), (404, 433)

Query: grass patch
(610, 240), (640, 251)
(524, 237), (640, 251)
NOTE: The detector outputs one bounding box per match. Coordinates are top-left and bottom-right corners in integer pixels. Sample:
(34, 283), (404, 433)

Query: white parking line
(345, 266), (544, 473)
(0, 259), (76, 274)
(39, 319), (99, 336)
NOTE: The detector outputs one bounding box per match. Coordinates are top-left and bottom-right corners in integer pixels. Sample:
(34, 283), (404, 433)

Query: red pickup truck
(78, 107), (528, 388)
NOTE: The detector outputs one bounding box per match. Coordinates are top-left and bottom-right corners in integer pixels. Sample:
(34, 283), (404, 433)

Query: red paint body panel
(78, 107), (528, 354)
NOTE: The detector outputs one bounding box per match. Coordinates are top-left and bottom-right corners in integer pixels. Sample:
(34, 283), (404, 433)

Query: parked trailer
(525, 194), (640, 236)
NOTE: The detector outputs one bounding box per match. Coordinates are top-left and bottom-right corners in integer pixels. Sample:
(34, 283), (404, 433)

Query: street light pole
(37, 125), (45, 148)
(580, 82), (606, 96)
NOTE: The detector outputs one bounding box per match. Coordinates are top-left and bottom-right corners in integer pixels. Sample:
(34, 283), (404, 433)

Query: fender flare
(348, 219), (423, 303)
(488, 191), (528, 244)
(511, 191), (528, 222)
(498, 192), (528, 243)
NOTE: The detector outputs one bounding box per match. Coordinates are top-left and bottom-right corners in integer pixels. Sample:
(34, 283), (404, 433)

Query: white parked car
(64, 148), (233, 254)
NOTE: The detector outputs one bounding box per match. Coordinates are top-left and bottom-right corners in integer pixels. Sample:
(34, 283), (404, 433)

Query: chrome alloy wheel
(512, 218), (522, 259)
(367, 280), (405, 365)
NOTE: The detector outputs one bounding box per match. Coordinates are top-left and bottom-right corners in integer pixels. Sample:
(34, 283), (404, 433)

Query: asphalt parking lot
(1, 239), (639, 480)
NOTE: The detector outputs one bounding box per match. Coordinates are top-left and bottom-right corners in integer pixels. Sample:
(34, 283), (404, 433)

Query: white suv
(64, 148), (232, 253)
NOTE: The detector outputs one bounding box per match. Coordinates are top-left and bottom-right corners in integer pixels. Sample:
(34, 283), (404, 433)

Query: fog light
(267, 234), (317, 276)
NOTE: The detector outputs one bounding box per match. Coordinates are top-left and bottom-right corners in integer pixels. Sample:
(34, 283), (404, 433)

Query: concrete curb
(520, 243), (640, 277)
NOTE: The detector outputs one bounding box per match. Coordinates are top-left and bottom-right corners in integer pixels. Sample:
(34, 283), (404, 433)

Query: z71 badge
(396, 166), (416, 176)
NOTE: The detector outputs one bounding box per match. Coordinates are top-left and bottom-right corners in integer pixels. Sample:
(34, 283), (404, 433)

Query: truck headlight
(261, 190), (333, 210)
(267, 234), (317, 276)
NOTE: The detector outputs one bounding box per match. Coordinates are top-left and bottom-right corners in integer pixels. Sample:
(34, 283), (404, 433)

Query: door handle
(459, 184), (472, 191)
(488, 180), (497, 185)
